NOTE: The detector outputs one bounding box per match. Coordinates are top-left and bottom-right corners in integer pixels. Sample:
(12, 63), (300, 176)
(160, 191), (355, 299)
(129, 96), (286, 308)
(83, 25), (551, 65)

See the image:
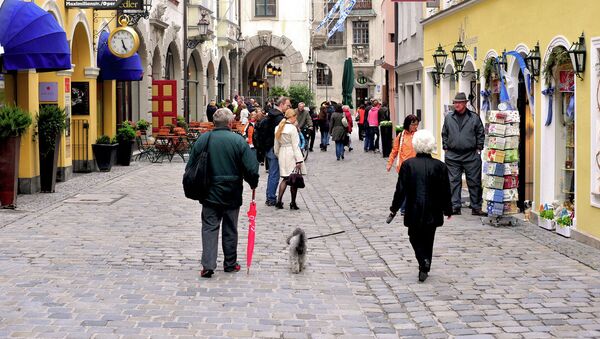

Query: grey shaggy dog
(286, 228), (307, 273)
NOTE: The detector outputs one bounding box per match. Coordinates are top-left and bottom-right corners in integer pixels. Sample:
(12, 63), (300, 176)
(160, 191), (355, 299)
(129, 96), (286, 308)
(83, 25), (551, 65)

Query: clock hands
(121, 39), (127, 51)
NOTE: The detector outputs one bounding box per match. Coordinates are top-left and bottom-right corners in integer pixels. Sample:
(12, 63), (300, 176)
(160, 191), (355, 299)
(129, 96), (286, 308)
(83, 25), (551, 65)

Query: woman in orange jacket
(387, 114), (420, 173)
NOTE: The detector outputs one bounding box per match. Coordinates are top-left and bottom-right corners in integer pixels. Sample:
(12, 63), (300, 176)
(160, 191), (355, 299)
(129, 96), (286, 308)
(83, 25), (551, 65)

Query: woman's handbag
(286, 168), (305, 189)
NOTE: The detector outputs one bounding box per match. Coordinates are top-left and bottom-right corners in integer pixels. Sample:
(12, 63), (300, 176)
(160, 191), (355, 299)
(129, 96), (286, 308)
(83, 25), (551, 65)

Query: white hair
(412, 129), (436, 154)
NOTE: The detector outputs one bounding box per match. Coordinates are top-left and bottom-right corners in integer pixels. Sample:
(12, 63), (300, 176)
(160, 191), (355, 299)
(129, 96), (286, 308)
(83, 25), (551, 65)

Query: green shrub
(288, 84), (314, 108)
(37, 105), (66, 158)
(555, 215), (572, 227)
(540, 209), (554, 220)
(116, 124), (136, 143)
(176, 116), (188, 130)
(95, 135), (115, 144)
(395, 125), (404, 133)
(269, 86), (288, 99)
(379, 120), (393, 127)
(136, 119), (150, 131)
(0, 105), (32, 139)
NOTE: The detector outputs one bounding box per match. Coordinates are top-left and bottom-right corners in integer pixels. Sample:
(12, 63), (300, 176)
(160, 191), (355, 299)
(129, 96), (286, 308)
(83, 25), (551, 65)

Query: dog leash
(307, 230), (345, 240)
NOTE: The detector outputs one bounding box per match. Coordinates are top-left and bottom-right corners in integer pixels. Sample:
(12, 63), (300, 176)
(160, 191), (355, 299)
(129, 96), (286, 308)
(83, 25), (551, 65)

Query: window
(255, 0), (276, 17)
(353, 21), (369, 44)
(316, 63), (332, 86)
(328, 31), (344, 46)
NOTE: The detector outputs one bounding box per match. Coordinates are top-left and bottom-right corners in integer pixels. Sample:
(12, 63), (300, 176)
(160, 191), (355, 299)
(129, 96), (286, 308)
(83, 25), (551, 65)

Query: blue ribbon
(315, 0), (344, 32)
(566, 94), (575, 120)
(480, 90), (492, 112)
(328, 0), (357, 38)
(542, 87), (554, 126)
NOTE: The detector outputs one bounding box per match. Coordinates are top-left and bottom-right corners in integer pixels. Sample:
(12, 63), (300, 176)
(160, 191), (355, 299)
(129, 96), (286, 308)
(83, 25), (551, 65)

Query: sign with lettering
(117, 0), (144, 16)
(65, 0), (124, 9)
(559, 70), (575, 93)
(39, 82), (58, 102)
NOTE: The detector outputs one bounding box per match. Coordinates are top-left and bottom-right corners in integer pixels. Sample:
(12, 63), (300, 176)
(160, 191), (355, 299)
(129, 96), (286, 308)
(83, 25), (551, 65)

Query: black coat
(441, 109), (485, 161)
(390, 154), (453, 228)
(206, 105), (218, 122)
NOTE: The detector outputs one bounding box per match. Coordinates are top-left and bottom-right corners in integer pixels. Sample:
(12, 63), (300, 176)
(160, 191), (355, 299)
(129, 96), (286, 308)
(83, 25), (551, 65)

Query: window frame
(254, 0), (277, 18)
(352, 21), (369, 45)
(316, 63), (332, 86)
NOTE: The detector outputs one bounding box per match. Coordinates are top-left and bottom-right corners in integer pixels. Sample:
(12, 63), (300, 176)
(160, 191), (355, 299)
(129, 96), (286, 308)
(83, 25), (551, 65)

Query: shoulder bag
(183, 132), (212, 201)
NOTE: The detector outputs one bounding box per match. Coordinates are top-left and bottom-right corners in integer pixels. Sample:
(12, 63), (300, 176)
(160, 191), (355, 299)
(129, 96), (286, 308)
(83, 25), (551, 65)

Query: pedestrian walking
(388, 129), (452, 282)
(296, 102), (313, 153)
(342, 105), (354, 152)
(186, 108), (259, 278)
(264, 96), (290, 206)
(274, 109), (306, 210)
(240, 103), (250, 125)
(329, 104), (347, 161)
(318, 103), (330, 151)
(309, 106), (318, 152)
(364, 100), (380, 152)
(206, 100), (218, 122)
(386, 114), (420, 215)
(441, 92), (486, 216)
(357, 104), (366, 141)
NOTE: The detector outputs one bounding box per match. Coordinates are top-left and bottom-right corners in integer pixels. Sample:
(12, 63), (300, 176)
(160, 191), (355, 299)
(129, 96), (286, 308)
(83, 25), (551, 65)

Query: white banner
(328, 0), (356, 39)
(315, 0), (344, 32)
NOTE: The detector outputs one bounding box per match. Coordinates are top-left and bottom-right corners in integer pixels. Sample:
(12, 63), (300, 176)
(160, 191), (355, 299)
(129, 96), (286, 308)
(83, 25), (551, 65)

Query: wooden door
(151, 80), (177, 134)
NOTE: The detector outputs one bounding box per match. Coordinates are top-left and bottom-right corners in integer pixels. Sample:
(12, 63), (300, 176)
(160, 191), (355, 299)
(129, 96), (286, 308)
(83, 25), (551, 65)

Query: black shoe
(418, 270), (428, 282)
(265, 200), (276, 206)
(341, 155), (344, 160)
(309, 148), (313, 152)
(290, 202), (299, 210)
(452, 208), (462, 215)
(472, 209), (487, 216)
(337, 158), (340, 161)
(200, 268), (214, 278)
(275, 201), (284, 209)
(423, 259), (431, 273)
(224, 263), (241, 273)
(348, 147), (353, 152)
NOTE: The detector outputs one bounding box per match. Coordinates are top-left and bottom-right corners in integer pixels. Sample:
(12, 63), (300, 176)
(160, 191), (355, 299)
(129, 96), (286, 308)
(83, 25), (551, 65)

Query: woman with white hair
(388, 129), (452, 282)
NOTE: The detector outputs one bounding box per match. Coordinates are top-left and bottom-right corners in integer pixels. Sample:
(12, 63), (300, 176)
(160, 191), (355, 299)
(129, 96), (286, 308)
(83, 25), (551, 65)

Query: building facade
(421, 0), (600, 246)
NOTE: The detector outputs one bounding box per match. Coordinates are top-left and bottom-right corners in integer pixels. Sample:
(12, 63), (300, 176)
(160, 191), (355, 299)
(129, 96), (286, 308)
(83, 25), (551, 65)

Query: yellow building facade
(422, 0), (600, 246)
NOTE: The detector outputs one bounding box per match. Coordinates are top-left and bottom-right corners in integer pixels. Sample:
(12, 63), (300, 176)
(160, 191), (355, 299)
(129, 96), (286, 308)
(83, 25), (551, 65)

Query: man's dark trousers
(201, 204), (240, 270)
(445, 156), (482, 210)
(408, 227), (436, 272)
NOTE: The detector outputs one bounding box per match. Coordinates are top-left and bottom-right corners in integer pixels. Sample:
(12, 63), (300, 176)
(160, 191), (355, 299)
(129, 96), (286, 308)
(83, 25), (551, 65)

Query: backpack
(182, 133), (211, 201)
(252, 119), (266, 151)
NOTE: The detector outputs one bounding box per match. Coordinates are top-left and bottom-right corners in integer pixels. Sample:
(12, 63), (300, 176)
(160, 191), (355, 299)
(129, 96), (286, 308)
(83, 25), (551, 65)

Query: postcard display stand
(482, 110), (520, 225)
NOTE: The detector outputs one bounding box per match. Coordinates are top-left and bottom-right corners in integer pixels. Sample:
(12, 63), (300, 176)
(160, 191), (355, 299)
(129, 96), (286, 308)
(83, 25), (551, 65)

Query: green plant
(555, 215), (573, 227)
(269, 86), (288, 99)
(288, 84), (315, 107)
(483, 57), (497, 90)
(136, 119), (150, 131)
(379, 120), (393, 127)
(542, 46), (571, 86)
(164, 123), (175, 133)
(176, 116), (188, 130)
(37, 105), (66, 158)
(95, 135), (116, 145)
(0, 105), (32, 139)
(540, 209), (554, 220)
(116, 124), (136, 143)
(395, 125), (404, 133)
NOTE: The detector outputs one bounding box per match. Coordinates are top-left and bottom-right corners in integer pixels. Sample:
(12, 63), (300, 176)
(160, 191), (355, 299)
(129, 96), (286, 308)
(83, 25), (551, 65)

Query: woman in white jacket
(274, 109), (307, 210)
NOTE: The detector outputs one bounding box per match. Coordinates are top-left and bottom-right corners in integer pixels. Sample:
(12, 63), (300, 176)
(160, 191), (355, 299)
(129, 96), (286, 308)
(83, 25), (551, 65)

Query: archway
(217, 57), (229, 103)
(152, 47), (162, 79)
(206, 60), (215, 103)
(189, 50), (204, 121)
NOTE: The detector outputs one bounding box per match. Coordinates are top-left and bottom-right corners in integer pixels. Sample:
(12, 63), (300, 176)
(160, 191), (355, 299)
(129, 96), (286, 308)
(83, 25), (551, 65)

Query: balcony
(217, 19), (240, 50)
(326, 0), (371, 12)
(352, 44), (370, 64)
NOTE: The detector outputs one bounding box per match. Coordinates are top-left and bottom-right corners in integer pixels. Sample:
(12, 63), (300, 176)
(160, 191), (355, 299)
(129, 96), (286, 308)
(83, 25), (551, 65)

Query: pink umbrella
(246, 189), (257, 274)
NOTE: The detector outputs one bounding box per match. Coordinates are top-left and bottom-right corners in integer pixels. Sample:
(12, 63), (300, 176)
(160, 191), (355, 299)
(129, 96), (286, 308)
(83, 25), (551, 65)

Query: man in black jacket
(389, 130), (452, 282)
(442, 92), (486, 216)
(264, 97), (290, 206)
(187, 108), (259, 278)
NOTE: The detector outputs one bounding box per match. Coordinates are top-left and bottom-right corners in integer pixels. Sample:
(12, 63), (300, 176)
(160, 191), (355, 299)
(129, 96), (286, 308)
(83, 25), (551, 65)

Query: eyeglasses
(410, 122), (419, 126)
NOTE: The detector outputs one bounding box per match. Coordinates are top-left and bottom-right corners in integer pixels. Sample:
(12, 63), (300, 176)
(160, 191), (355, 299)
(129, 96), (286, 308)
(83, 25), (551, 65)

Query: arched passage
(189, 50), (204, 121)
(217, 57), (229, 103)
(206, 60), (215, 102)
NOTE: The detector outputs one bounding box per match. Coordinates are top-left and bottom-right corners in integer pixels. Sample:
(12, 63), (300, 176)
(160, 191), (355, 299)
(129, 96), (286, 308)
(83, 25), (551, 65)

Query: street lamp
(187, 10), (210, 49)
(432, 44), (448, 74)
(569, 32), (586, 79)
(323, 67), (330, 101)
(525, 42), (541, 82)
(451, 39), (468, 73)
(183, 7), (211, 122)
(497, 49), (508, 72)
(306, 56), (314, 92)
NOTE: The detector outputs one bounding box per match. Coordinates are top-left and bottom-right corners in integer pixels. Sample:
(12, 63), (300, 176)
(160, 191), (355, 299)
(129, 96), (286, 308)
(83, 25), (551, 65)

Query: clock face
(108, 28), (139, 58)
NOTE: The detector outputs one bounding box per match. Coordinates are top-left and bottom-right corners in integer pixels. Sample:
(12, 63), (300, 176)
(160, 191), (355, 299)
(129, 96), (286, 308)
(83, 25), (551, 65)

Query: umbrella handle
(252, 189), (255, 201)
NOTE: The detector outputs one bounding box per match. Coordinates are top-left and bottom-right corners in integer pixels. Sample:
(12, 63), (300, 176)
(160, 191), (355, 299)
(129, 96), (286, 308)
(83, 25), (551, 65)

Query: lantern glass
(526, 43), (541, 77)
(252, 80), (258, 87)
(431, 70), (440, 86)
(267, 63), (273, 74)
(432, 44), (448, 74)
(569, 33), (586, 74)
(198, 12), (210, 36)
(306, 58), (314, 73)
(451, 40), (468, 72)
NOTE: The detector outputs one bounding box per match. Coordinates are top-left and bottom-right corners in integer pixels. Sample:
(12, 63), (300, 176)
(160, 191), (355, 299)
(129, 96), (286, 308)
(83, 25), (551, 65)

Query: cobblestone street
(1, 133), (600, 338)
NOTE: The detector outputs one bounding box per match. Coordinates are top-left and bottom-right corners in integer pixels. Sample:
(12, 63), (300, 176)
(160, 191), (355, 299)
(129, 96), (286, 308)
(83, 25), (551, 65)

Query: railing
(352, 44), (370, 63)
(326, 0), (371, 13)
(72, 119), (91, 173)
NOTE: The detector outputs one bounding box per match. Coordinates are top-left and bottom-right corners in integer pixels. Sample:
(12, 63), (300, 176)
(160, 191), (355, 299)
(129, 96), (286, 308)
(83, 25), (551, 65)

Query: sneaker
(418, 270), (428, 282)
(224, 263), (241, 273)
(200, 268), (214, 278)
(472, 209), (487, 216)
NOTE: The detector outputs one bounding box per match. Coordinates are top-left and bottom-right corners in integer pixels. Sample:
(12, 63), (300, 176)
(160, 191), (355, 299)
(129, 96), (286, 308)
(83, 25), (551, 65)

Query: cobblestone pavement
(1, 133), (600, 338)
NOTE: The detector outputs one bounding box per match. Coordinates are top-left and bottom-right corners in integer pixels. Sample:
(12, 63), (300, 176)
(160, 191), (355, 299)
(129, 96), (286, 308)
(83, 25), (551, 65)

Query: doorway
(356, 88), (368, 108)
(517, 71), (534, 210)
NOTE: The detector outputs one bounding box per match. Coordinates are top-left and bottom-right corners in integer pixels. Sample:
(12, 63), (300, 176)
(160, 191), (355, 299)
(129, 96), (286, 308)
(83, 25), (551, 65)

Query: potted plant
(116, 122), (136, 166)
(0, 106), (32, 208)
(379, 120), (393, 158)
(555, 214), (572, 238)
(136, 119), (150, 134)
(395, 125), (404, 138)
(537, 204), (555, 230)
(92, 135), (118, 172)
(176, 116), (188, 131)
(37, 105), (66, 193)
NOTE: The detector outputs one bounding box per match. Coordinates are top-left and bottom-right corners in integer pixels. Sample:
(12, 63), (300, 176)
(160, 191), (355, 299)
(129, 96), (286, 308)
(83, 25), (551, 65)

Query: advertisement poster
(71, 82), (89, 115)
(65, 93), (71, 138)
(559, 70), (575, 93)
(39, 82), (58, 102)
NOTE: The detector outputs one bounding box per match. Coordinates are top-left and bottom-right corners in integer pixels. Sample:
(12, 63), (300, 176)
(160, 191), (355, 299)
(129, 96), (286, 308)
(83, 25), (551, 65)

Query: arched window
(165, 48), (174, 80)
(217, 61), (226, 103)
(316, 62), (332, 86)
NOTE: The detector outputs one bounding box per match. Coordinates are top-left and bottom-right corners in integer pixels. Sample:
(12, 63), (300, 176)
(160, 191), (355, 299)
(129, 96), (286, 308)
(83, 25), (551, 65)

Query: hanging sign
(117, 0), (144, 17)
(65, 0), (124, 9)
(39, 82), (58, 102)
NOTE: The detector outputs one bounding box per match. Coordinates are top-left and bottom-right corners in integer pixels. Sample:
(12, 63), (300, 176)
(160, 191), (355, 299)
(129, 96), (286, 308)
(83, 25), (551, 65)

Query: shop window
(255, 0), (276, 17)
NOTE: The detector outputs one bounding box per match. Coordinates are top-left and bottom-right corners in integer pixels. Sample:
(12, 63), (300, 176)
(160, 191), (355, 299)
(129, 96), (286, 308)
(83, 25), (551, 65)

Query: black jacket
(187, 128), (259, 207)
(206, 105), (218, 122)
(263, 107), (285, 151)
(390, 154), (452, 228)
(441, 109), (485, 161)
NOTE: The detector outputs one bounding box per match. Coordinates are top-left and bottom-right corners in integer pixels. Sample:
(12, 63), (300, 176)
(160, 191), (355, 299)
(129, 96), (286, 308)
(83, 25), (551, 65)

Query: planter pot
(39, 135), (60, 193)
(380, 125), (393, 158)
(555, 225), (571, 238)
(0, 136), (21, 208)
(117, 140), (135, 166)
(92, 144), (118, 171)
(538, 218), (555, 230)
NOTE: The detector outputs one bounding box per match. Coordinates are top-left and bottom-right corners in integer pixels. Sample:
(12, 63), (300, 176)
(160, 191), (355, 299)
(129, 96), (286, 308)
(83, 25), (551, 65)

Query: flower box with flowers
(538, 205), (555, 230)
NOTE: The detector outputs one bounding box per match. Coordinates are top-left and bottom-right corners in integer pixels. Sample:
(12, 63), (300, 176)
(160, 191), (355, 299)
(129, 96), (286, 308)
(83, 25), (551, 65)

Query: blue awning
(97, 31), (143, 81)
(0, 0), (71, 72)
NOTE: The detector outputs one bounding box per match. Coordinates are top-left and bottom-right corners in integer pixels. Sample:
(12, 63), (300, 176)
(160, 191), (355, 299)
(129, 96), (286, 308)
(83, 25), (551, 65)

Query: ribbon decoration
(328, 0), (357, 39)
(315, 0), (344, 32)
(566, 94), (575, 120)
(480, 90), (492, 112)
(542, 87), (554, 126)
(505, 51), (535, 116)
(497, 55), (513, 110)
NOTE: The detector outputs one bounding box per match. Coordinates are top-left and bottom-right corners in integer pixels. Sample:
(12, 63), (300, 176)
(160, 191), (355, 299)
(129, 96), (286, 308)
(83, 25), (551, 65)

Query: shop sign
(117, 0), (144, 17)
(559, 70), (575, 93)
(39, 82), (58, 102)
(65, 0), (124, 9)
(65, 78), (71, 93)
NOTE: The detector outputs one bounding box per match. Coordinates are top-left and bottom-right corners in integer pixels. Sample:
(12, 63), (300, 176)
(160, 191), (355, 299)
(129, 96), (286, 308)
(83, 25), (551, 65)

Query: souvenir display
(483, 110), (521, 216)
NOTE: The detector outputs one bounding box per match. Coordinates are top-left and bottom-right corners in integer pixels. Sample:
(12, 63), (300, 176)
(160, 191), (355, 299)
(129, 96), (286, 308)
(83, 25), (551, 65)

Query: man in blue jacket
(187, 108), (259, 278)
(263, 96), (290, 206)
(442, 92), (486, 216)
